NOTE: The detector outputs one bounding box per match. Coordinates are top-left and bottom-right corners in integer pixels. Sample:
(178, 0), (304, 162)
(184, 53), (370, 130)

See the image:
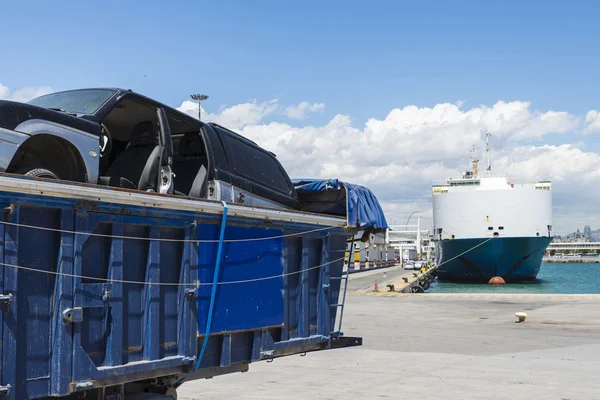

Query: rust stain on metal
(125, 345), (143, 353)
(119, 206), (132, 214)
(77, 199), (98, 208)
(86, 351), (106, 357)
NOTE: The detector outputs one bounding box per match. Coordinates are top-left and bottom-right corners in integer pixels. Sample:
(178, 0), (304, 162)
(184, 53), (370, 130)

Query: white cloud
(0, 83), (9, 99)
(184, 98), (598, 234)
(177, 99), (325, 127)
(495, 144), (600, 182)
(362, 101), (578, 162)
(9, 86), (52, 103)
(0, 82), (52, 102)
(235, 101), (583, 183)
(177, 99), (278, 130)
(584, 110), (600, 134)
(284, 101), (325, 119)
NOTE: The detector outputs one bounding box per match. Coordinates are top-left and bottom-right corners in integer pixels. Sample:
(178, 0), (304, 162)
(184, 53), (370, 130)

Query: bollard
(515, 312), (527, 323)
(373, 281), (380, 292)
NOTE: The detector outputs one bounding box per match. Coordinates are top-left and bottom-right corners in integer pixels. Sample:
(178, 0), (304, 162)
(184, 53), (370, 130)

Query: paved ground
(179, 294), (600, 399)
(347, 264), (435, 294)
(346, 265), (412, 292)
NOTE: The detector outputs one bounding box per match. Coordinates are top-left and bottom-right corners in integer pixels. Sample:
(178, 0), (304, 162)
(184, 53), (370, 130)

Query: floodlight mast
(190, 94), (209, 121)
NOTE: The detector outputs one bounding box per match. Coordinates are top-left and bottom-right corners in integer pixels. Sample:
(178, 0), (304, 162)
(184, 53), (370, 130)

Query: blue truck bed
(0, 175), (366, 399)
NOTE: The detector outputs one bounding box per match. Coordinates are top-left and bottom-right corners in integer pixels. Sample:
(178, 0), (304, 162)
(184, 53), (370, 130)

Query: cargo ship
(432, 133), (553, 282)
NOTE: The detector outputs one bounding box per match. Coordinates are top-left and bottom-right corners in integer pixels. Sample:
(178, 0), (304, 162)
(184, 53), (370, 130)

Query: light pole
(406, 210), (433, 231)
(406, 210), (421, 227)
(406, 210), (432, 259)
(190, 94), (209, 121)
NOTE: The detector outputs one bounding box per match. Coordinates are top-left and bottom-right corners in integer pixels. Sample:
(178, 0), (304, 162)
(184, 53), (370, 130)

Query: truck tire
(22, 168), (60, 180)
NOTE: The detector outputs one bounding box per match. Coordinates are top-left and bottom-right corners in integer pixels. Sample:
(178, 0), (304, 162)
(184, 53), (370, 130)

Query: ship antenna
(485, 130), (492, 176)
(470, 145), (479, 177)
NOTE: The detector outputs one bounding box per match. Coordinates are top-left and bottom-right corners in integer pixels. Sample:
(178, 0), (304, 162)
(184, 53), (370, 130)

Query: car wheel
(22, 168), (60, 180)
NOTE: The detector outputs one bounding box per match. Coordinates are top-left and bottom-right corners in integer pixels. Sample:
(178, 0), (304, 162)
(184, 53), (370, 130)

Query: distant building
(584, 225), (592, 240)
(552, 235), (563, 243)
(565, 229), (590, 243)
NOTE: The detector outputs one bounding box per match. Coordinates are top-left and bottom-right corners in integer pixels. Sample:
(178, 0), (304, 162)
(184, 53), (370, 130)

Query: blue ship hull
(436, 236), (552, 282)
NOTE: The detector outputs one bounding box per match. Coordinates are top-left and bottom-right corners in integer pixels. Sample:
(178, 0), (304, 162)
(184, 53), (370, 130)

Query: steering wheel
(99, 123), (113, 158)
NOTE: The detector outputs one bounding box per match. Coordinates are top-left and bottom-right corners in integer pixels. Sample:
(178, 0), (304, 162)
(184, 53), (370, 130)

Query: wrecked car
(0, 88), (300, 209)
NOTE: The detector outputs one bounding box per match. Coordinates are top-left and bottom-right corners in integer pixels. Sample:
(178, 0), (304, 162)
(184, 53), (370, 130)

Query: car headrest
(129, 121), (158, 147)
(179, 132), (204, 157)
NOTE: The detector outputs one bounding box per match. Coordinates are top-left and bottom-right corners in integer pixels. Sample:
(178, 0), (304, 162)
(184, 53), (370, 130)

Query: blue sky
(1, 0), (599, 124)
(1, 0), (600, 233)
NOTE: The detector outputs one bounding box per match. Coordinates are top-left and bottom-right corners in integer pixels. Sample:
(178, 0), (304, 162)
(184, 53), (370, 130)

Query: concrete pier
(350, 263), (437, 294)
(180, 290), (600, 399)
(543, 255), (600, 263)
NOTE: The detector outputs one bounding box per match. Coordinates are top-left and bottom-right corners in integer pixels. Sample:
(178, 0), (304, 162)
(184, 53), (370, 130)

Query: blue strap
(173, 201), (228, 387)
(194, 200), (228, 370)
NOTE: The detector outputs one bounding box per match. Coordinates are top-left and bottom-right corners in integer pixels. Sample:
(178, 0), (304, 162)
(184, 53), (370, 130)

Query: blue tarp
(292, 179), (388, 232)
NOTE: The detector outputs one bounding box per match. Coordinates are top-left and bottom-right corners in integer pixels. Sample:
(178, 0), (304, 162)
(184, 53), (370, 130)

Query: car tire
(22, 168), (60, 180)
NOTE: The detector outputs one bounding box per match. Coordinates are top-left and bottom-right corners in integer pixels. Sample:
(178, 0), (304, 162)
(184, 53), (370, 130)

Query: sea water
(428, 263), (600, 294)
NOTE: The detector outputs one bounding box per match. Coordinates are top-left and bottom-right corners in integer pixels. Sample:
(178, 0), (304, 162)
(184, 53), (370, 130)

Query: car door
(157, 108), (174, 195)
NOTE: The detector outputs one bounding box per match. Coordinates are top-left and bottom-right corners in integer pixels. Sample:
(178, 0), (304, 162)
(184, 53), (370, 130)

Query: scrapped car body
(0, 98), (101, 182)
(0, 88), (299, 209)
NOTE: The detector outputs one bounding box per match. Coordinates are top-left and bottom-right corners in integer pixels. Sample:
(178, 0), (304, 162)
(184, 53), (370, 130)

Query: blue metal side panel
(317, 235), (330, 336)
(104, 223), (124, 368)
(1, 206), (67, 399)
(0, 186), (352, 399)
(197, 225), (285, 334)
(50, 210), (75, 395)
(157, 227), (185, 359)
(0, 209), (4, 393)
(70, 211), (199, 386)
(2, 205), (19, 398)
(326, 235), (345, 325)
(282, 238), (301, 341)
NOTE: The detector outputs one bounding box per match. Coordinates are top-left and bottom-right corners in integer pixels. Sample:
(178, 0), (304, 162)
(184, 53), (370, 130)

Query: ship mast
(470, 145), (479, 177)
(485, 130), (492, 176)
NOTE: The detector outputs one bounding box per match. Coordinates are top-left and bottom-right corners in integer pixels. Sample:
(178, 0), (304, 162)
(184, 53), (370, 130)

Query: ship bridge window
(449, 180), (480, 187)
